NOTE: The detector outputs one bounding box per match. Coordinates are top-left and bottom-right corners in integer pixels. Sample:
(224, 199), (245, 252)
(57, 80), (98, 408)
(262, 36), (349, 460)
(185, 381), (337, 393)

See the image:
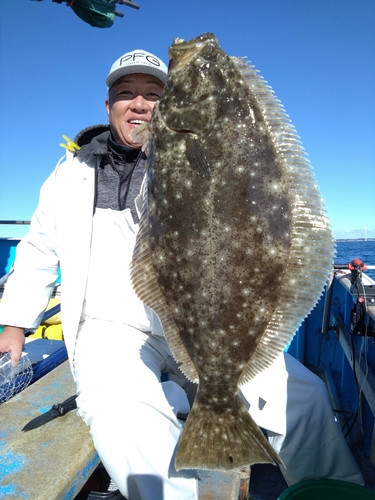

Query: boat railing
(289, 263), (375, 474)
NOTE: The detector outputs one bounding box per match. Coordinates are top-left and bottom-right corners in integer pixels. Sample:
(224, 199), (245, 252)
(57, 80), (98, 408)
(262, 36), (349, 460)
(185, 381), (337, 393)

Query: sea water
(335, 240), (375, 281)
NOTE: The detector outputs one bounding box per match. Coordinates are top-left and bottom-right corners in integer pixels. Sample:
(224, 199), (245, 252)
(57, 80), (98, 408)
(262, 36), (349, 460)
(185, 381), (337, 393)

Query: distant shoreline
(336, 238), (375, 242)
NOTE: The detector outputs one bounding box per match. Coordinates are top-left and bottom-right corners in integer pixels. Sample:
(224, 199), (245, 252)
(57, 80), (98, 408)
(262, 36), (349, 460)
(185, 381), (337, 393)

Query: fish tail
(175, 397), (281, 471)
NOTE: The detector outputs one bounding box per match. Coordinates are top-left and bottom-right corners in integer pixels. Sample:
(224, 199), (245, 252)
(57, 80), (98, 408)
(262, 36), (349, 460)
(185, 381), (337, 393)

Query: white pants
(73, 319), (363, 500)
(240, 353), (364, 486)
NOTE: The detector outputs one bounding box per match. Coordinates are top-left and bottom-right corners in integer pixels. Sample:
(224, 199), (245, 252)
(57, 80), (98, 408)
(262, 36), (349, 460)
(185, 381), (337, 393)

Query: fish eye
(201, 44), (217, 61)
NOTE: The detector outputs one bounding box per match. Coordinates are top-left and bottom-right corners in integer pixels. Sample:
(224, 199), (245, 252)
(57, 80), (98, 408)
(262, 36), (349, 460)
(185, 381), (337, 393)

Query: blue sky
(0, 0), (374, 239)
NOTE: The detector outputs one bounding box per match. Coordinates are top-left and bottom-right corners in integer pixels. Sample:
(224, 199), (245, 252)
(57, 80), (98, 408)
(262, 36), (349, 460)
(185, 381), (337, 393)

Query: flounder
(130, 33), (335, 471)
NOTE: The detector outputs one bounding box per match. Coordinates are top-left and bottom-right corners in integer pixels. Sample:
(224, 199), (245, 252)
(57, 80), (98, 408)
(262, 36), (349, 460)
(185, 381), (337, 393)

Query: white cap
(106, 49), (168, 88)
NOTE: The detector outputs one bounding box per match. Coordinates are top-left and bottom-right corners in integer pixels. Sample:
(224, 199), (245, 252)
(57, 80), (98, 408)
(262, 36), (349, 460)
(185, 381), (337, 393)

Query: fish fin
(175, 394), (281, 470)
(185, 136), (211, 177)
(130, 181), (199, 383)
(239, 315), (294, 384)
(230, 54), (335, 384)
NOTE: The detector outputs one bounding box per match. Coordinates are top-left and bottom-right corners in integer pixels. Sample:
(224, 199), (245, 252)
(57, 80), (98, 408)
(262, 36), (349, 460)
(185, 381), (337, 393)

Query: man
(0, 49), (363, 499)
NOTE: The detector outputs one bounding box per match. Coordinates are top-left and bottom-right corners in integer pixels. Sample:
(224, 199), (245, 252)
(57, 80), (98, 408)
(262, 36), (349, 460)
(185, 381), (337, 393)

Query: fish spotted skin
(131, 33), (335, 471)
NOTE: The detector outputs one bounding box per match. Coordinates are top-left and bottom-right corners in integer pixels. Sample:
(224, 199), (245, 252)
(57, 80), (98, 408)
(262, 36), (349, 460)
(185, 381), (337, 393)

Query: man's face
(105, 73), (164, 149)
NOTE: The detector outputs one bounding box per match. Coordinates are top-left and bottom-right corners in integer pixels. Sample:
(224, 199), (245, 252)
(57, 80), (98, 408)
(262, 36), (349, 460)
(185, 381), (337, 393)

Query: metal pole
(321, 270), (334, 334)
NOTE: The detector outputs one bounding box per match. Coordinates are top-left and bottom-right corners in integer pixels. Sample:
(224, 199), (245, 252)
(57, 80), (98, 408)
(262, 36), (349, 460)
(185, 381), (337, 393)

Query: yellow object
(43, 324), (64, 340)
(29, 324), (63, 341)
(43, 298), (61, 325)
(27, 296), (63, 340)
(28, 326), (45, 339)
(59, 134), (81, 152)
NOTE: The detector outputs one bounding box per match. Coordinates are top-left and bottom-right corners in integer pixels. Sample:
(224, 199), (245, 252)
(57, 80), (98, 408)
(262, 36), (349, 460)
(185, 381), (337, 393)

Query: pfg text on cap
(106, 49), (168, 88)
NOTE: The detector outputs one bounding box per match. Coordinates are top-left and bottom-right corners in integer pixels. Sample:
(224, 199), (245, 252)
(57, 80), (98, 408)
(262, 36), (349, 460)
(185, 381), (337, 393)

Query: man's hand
(0, 326), (25, 366)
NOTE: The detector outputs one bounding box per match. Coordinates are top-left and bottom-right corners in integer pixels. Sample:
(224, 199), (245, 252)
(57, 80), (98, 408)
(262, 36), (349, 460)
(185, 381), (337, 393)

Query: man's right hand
(0, 326), (25, 366)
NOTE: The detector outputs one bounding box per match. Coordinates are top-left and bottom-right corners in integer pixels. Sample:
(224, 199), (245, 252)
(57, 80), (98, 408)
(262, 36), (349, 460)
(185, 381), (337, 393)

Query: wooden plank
(0, 361), (100, 500)
(197, 466), (250, 500)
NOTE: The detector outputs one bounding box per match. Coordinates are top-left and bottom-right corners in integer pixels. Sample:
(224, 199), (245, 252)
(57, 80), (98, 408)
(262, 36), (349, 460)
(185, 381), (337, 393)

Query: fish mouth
(168, 32), (218, 71)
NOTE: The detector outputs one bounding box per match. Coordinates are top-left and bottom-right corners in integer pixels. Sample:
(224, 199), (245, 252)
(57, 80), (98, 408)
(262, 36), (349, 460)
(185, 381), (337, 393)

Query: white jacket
(0, 148), (154, 371)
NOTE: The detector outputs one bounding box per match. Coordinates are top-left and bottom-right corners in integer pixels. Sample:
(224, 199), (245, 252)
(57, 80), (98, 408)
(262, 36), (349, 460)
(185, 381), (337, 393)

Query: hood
(74, 124), (110, 163)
